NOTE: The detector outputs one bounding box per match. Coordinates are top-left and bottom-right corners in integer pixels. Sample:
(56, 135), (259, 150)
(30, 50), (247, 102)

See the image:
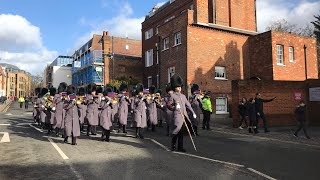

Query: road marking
(67, 162), (84, 180)
(16, 123), (32, 126)
(0, 132), (10, 143)
(24, 112), (33, 115)
(145, 138), (170, 151)
(48, 138), (69, 160)
(212, 129), (320, 149)
(247, 168), (277, 180)
(0, 124), (11, 126)
(29, 124), (44, 133)
(173, 151), (245, 168)
(5, 113), (12, 115)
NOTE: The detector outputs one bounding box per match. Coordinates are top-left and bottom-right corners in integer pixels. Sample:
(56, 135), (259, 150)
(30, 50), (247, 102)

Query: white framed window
(174, 32), (181, 46)
(276, 45), (284, 65)
(289, 46), (294, 62)
(168, 67), (175, 83)
(163, 37), (169, 50)
(145, 49), (154, 67)
(147, 76), (152, 88)
(216, 97), (228, 114)
(215, 66), (226, 80)
(126, 44), (129, 50)
(145, 28), (153, 40)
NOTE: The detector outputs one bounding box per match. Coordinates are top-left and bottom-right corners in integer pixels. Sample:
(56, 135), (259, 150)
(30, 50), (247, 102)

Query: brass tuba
(43, 92), (53, 108)
(76, 96), (84, 104)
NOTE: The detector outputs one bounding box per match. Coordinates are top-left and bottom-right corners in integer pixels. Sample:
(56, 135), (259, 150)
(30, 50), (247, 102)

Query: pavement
(1, 102), (320, 180)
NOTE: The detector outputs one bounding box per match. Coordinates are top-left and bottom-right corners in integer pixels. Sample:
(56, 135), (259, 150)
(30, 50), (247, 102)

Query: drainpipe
(304, 45), (307, 80)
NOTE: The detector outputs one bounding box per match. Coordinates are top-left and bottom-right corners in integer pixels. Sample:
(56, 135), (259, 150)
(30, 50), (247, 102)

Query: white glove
(176, 104), (181, 109)
(76, 101), (81, 105)
(52, 107), (56, 111)
(101, 97), (105, 101)
(193, 114), (197, 119)
(161, 105), (164, 108)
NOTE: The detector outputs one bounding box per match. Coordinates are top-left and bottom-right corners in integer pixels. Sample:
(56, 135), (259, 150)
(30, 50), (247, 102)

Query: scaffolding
(72, 50), (104, 86)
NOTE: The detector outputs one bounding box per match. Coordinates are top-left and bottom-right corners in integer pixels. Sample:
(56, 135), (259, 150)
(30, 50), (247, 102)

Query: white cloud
(257, 0), (320, 32)
(156, 1), (166, 8)
(0, 14), (57, 74)
(74, 1), (144, 50)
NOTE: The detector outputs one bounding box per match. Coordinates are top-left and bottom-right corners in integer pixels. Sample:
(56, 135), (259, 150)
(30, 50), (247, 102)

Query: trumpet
(112, 96), (118, 104)
(197, 93), (205, 99)
(144, 94), (152, 100)
(43, 92), (53, 108)
(76, 96), (84, 104)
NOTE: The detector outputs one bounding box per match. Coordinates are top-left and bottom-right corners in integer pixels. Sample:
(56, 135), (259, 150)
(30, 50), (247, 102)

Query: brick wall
(112, 56), (143, 83)
(230, 0), (256, 31)
(232, 80), (308, 127)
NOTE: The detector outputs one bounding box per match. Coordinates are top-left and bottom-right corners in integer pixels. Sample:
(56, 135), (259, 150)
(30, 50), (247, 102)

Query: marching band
(31, 74), (203, 152)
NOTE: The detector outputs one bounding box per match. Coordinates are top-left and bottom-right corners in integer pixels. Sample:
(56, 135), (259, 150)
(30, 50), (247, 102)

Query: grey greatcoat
(77, 104), (87, 124)
(118, 95), (129, 126)
(40, 99), (46, 123)
(189, 95), (202, 127)
(133, 96), (147, 128)
(99, 100), (113, 130)
(53, 94), (65, 129)
(64, 102), (80, 137)
(146, 98), (158, 125)
(33, 97), (41, 121)
(85, 94), (99, 126)
(168, 92), (195, 135)
(111, 101), (118, 123)
(163, 96), (173, 127)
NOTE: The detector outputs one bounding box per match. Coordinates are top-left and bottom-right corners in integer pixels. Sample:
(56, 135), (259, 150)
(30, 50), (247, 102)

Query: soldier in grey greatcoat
(45, 87), (56, 135)
(63, 85), (80, 145)
(146, 85), (158, 132)
(189, 84), (202, 136)
(33, 88), (41, 124)
(111, 86), (119, 126)
(156, 90), (165, 128)
(129, 87), (137, 128)
(53, 82), (67, 137)
(163, 84), (174, 136)
(77, 87), (86, 132)
(132, 83), (147, 139)
(85, 83), (99, 136)
(117, 82), (130, 133)
(39, 88), (48, 129)
(167, 75), (196, 152)
(99, 86), (113, 142)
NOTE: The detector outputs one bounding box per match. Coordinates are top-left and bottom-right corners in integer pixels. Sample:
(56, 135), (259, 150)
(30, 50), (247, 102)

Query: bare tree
(30, 73), (44, 95)
(266, 19), (315, 37)
(311, 13), (320, 77)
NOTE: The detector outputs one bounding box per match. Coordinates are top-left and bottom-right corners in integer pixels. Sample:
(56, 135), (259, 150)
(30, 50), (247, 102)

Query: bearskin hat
(78, 87), (85, 96)
(136, 83), (144, 93)
(49, 87), (56, 96)
(170, 74), (183, 88)
(131, 87), (137, 96)
(149, 85), (156, 94)
(119, 82), (128, 92)
(103, 85), (113, 96)
(96, 86), (103, 94)
(165, 83), (172, 93)
(67, 85), (76, 95)
(58, 82), (67, 93)
(156, 89), (162, 95)
(35, 87), (41, 96)
(191, 84), (200, 94)
(87, 83), (97, 94)
(40, 88), (48, 97)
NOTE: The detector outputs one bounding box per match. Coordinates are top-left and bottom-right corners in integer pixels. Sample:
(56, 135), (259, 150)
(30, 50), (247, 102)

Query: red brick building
(142, 0), (318, 115)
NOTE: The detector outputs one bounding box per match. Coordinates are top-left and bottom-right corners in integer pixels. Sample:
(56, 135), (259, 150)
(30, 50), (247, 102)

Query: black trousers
(239, 115), (248, 127)
(87, 125), (97, 135)
(25, 102), (28, 109)
(256, 112), (268, 131)
(135, 127), (144, 138)
(102, 129), (111, 141)
(20, 102), (23, 108)
(172, 129), (184, 150)
(202, 111), (211, 129)
(294, 121), (309, 137)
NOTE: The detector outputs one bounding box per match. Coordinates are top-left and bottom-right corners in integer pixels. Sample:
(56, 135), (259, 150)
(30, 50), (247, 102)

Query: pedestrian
(53, 82), (67, 137)
(247, 98), (258, 133)
(117, 82), (130, 133)
(238, 97), (248, 129)
(18, 96), (25, 108)
(99, 87), (113, 142)
(167, 74), (196, 152)
(146, 85), (158, 132)
(63, 85), (80, 145)
(293, 101), (310, 139)
(77, 87), (86, 132)
(163, 84), (174, 136)
(132, 83), (147, 139)
(189, 83), (202, 136)
(202, 92), (213, 130)
(255, 93), (276, 133)
(24, 96), (29, 109)
(85, 83), (99, 136)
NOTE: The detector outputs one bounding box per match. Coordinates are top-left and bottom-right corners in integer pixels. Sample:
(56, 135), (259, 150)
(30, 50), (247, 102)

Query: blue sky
(0, 0), (319, 74)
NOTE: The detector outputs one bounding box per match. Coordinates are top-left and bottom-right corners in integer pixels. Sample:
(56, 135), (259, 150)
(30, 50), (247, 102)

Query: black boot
(151, 124), (156, 132)
(177, 133), (186, 152)
(101, 129), (106, 141)
(91, 126), (97, 135)
(64, 136), (68, 143)
(166, 125), (170, 136)
(123, 125), (127, 134)
(194, 126), (199, 136)
(171, 135), (177, 151)
(55, 128), (60, 137)
(105, 130), (110, 142)
(71, 137), (77, 145)
(87, 125), (90, 136)
(135, 128), (139, 138)
(139, 128), (144, 139)
(249, 127), (253, 133)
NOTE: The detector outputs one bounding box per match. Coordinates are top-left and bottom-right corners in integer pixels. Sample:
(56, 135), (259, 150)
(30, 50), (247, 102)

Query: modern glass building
(50, 56), (73, 67)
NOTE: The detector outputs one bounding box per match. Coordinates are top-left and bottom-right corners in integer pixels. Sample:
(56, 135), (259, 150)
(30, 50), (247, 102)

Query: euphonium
(197, 93), (205, 99)
(112, 96), (118, 104)
(44, 92), (53, 108)
(76, 96), (84, 104)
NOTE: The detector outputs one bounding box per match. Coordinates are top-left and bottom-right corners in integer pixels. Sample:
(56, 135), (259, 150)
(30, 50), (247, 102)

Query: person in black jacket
(238, 97), (248, 129)
(247, 98), (258, 133)
(293, 101), (310, 139)
(255, 93), (276, 133)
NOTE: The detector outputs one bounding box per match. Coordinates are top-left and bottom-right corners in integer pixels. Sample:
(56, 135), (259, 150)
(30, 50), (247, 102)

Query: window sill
(173, 43), (181, 48)
(215, 78), (228, 81)
(216, 111), (229, 115)
(145, 65), (153, 68)
(276, 64), (286, 67)
(289, 61), (294, 63)
(162, 48), (169, 52)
